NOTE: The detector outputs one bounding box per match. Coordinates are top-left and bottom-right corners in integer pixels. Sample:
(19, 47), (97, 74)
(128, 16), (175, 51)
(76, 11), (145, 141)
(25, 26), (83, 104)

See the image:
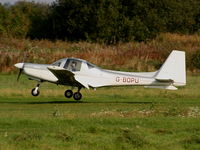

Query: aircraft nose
(14, 63), (24, 69)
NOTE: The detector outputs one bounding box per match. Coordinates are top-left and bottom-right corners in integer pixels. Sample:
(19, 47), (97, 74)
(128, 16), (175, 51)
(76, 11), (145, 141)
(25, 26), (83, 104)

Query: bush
(192, 50), (200, 69)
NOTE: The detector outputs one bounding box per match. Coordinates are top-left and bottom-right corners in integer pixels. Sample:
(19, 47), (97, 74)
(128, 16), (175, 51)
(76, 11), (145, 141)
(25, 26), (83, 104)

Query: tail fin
(155, 50), (186, 86)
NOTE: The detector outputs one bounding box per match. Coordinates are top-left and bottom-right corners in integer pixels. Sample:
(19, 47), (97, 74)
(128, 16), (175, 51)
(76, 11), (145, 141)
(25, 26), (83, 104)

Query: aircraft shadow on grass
(0, 100), (153, 105)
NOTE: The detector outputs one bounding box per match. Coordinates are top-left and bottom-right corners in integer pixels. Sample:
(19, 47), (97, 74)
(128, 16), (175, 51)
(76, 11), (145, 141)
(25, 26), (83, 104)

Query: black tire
(31, 88), (40, 96)
(64, 90), (73, 98)
(73, 92), (82, 101)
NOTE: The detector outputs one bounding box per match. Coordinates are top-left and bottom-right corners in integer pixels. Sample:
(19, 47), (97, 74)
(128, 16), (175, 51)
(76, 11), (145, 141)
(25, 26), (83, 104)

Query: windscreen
(64, 59), (82, 71)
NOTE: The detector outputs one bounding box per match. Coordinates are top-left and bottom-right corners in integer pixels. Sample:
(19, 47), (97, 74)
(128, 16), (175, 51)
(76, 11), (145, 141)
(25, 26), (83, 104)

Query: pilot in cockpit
(70, 61), (77, 71)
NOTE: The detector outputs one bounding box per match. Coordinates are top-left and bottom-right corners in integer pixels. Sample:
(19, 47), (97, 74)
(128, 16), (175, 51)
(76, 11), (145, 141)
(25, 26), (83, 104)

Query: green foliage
(0, 1), (49, 38)
(13, 1), (50, 39)
(192, 50), (200, 69)
(0, 0), (200, 43)
(0, 4), (7, 35)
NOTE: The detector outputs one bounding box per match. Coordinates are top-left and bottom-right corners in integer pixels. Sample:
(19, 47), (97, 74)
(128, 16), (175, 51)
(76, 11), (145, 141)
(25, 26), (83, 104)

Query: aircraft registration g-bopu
(14, 50), (186, 101)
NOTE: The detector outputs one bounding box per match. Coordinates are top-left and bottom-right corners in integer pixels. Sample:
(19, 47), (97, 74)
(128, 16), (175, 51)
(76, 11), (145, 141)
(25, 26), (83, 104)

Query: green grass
(0, 74), (199, 150)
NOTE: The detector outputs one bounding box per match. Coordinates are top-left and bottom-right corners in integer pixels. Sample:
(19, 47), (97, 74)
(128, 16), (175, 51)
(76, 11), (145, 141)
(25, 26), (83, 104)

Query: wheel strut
(78, 87), (82, 92)
(31, 84), (40, 96)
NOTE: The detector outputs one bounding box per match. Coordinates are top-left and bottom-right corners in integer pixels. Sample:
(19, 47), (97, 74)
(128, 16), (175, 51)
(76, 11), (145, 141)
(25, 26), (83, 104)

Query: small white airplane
(15, 50), (186, 101)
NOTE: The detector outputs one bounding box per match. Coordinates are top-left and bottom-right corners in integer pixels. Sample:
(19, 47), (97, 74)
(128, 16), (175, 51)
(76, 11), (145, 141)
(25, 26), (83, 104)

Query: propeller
(15, 52), (28, 81)
(15, 63), (25, 81)
(17, 68), (23, 81)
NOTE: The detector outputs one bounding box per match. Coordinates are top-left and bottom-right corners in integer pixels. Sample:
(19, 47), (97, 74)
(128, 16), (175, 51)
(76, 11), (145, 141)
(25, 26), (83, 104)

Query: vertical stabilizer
(155, 50), (186, 86)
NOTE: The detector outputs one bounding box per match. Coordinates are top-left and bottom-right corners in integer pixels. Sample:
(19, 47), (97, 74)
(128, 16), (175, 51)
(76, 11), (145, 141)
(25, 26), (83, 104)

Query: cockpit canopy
(52, 58), (98, 72)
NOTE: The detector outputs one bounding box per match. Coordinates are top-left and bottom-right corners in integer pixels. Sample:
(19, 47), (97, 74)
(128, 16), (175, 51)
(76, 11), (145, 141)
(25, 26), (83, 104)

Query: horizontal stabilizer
(144, 85), (177, 90)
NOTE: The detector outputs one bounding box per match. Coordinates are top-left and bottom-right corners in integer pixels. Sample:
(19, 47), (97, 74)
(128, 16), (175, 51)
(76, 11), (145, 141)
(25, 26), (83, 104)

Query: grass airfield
(0, 74), (200, 150)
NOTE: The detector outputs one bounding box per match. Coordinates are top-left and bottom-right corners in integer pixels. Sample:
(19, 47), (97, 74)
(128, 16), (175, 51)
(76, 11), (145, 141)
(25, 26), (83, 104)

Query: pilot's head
(71, 61), (77, 67)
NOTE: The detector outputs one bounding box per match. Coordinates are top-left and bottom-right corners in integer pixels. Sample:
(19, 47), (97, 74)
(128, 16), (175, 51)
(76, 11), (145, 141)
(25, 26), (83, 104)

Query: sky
(0, 0), (55, 4)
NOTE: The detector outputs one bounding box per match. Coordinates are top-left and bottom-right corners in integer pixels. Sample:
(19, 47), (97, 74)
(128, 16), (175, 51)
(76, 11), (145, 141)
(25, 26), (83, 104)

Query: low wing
(47, 66), (89, 89)
(74, 76), (89, 89)
(47, 66), (75, 84)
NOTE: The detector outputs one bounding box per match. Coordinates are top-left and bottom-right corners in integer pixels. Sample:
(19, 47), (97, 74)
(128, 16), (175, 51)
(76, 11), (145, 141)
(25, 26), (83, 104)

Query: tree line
(0, 0), (200, 43)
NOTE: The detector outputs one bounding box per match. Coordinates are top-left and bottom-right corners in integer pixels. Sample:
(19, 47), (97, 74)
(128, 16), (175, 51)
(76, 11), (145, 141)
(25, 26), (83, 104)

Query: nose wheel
(31, 84), (40, 96)
(64, 87), (82, 101)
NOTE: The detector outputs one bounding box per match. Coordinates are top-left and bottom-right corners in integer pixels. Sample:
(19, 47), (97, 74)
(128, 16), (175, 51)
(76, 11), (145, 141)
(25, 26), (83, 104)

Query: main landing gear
(64, 87), (82, 101)
(31, 84), (40, 96)
(30, 83), (83, 101)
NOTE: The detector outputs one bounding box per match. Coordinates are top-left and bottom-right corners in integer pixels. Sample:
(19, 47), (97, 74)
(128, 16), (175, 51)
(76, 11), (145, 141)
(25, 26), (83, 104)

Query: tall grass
(0, 33), (200, 73)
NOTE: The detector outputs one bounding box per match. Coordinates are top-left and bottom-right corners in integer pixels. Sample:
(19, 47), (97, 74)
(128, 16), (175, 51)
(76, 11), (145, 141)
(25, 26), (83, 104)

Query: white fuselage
(22, 61), (170, 88)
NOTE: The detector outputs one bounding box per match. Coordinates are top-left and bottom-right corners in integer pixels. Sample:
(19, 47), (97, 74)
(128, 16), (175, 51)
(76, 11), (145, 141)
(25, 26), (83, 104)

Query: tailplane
(155, 50), (186, 86)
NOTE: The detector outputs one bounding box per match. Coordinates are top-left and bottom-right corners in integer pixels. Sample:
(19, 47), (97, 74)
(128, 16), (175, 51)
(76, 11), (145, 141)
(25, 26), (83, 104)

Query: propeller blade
(15, 52), (27, 82)
(17, 69), (23, 81)
(15, 63), (25, 81)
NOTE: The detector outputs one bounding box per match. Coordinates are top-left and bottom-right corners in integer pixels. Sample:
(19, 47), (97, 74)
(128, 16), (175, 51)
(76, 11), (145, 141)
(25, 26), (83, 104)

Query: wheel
(31, 88), (40, 96)
(64, 90), (73, 98)
(73, 92), (82, 101)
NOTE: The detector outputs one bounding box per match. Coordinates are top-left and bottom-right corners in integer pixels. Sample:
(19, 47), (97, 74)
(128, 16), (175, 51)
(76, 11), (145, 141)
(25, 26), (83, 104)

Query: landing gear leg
(73, 87), (82, 101)
(31, 84), (40, 96)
